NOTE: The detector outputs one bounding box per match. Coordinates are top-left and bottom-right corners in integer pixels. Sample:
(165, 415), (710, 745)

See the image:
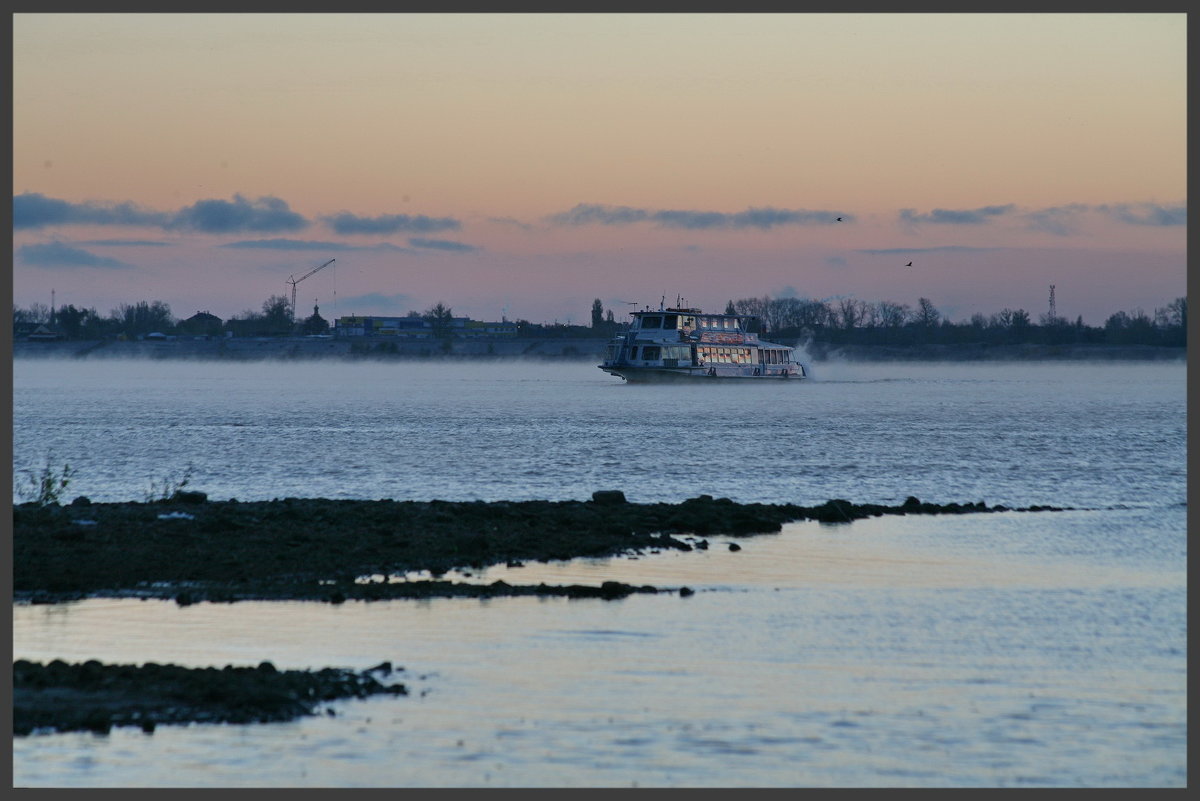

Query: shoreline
(14, 492), (1065, 605)
(13, 659), (408, 737)
(14, 492), (1070, 737)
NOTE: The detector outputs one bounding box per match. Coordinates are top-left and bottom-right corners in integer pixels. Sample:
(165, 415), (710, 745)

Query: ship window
(662, 315), (678, 330)
(642, 346), (661, 360)
(628, 346), (639, 360)
(641, 316), (662, 329)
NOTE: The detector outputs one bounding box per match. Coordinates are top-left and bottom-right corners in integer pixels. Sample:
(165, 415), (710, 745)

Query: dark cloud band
(323, 212), (461, 235)
(14, 192), (308, 234)
(168, 194), (308, 234)
(18, 241), (133, 269)
(899, 205), (1016, 225)
(547, 203), (851, 230)
(219, 238), (413, 253)
(14, 193), (170, 230)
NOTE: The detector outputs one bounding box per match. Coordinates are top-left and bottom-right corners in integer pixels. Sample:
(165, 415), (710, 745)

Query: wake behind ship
(599, 304), (809, 382)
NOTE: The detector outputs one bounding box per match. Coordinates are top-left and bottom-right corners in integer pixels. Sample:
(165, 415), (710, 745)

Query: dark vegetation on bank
(14, 490), (1066, 606)
(13, 659), (407, 736)
(13, 491), (1071, 737)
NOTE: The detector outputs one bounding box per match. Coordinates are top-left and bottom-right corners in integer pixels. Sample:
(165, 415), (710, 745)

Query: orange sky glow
(12, 13), (1186, 325)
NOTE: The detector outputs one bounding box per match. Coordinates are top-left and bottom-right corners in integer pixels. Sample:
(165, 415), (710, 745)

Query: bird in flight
(905, 261), (913, 267)
(836, 217), (843, 222)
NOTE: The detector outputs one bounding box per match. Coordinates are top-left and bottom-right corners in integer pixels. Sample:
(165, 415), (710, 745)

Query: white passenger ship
(599, 304), (809, 382)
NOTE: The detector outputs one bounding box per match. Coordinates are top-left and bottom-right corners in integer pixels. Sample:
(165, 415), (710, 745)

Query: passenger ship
(599, 304), (809, 382)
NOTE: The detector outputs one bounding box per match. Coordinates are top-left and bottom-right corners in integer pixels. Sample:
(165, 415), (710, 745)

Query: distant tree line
(13, 293), (1187, 348)
(11, 294), (331, 340)
(721, 294), (1187, 349)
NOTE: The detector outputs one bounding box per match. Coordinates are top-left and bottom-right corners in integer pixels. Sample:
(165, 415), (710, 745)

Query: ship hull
(599, 365), (804, 383)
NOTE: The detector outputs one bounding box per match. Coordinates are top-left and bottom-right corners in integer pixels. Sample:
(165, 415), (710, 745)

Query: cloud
(897, 201), (1185, 235)
(17, 241), (133, 269)
(76, 239), (175, 247)
(408, 238), (479, 252)
(12, 192), (308, 234)
(547, 204), (650, 226)
(546, 203), (849, 230)
(859, 245), (1008, 255)
(898, 205), (1016, 225)
(169, 194), (309, 234)
(323, 211), (461, 235)
(1098, 203), (1186, 227)
(825, 256), (848, 267)
(13, 192), (169, 229)
(1019, 202), (1185, 234)
(727, 208), (839, 229)
(220, 238), (413, 252)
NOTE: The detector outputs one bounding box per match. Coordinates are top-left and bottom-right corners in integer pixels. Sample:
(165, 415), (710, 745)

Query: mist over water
(11, 357), (1186, 509)
(11, 357), (1186, 787)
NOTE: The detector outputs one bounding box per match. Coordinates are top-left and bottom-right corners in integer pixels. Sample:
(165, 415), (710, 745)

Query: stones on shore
(13, 493), (1068, 604)
(12, 658), (408, 737)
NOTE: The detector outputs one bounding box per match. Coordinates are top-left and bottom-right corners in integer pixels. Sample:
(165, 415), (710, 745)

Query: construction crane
(286, 259), (335, 321)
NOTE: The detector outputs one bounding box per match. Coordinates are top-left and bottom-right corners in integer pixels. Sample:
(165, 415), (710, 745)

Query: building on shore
(23, 323), (65, 341)
(334, 316), (517, 338)
(178, 311), (224, 338)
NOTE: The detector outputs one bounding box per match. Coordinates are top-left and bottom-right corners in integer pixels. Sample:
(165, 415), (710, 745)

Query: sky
(11, 13), (1187, 326)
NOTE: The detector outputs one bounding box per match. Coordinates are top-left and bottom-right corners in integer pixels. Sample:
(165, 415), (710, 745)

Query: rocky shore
(13, 659), (407, 736)
(14, 491), (1068, 737)
(14, 491), (1063, 605)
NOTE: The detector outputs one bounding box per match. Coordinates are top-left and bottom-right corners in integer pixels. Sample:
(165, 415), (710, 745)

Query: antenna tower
(1048, 285), (1057, 322)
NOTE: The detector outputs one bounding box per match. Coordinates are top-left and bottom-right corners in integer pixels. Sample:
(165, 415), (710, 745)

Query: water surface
(12, 358), (1187, 787)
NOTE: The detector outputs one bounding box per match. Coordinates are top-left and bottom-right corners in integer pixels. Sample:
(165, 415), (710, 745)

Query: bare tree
(837, 298), (863, 330)
(876, 301), (910, 328)
(915, 298), (940, 328)
(113, 300), (176, 336)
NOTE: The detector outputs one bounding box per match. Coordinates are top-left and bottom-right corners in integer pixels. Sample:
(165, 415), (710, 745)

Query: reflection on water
(13, 508), (1186, 787)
